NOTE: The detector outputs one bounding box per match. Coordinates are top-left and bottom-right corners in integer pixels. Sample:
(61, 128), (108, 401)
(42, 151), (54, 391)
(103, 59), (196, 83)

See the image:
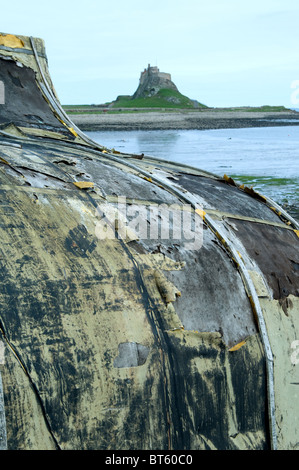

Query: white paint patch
(23, 154), (45, 164)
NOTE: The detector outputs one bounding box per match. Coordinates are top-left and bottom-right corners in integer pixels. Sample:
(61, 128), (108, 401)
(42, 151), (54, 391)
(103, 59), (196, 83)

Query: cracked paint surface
(0, 33), (298, 450)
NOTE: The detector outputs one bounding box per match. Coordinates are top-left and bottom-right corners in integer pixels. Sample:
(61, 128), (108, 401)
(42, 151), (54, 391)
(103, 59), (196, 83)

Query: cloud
(1, 0), (299, 106)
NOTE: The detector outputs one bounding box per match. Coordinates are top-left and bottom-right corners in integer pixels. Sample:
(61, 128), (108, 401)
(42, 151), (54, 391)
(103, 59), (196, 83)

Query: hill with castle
(111, 64), (207, 109)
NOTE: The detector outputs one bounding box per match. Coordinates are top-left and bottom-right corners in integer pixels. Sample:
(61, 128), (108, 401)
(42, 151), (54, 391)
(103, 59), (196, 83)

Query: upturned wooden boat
(0, 33), (298, 450)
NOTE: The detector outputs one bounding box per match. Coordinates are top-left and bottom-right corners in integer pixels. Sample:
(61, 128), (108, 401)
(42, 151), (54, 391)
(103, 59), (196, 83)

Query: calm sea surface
(86, 126), (299, 221)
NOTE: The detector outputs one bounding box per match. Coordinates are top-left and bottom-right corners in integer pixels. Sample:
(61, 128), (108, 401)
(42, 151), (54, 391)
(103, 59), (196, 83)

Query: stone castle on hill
(139, 65), (173, 87)
(132, 64), (179, 99)
(112, 63), (203, 108)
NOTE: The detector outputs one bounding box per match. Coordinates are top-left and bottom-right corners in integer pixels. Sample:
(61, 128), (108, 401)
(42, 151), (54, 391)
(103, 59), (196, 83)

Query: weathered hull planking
(0, 33), (298, 450)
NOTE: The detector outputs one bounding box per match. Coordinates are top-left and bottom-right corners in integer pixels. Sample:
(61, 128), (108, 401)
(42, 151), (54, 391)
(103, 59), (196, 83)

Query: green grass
(62, 103), (292, 114)
(111, 89), (207, 109)
(212, 105), (291, 112)
(246, 105), (290, 112)
(65, 108), (186, 115)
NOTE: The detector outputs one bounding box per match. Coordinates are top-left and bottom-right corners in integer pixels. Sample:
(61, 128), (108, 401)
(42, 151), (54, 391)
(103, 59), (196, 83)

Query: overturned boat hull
(0, 33), (298, 450)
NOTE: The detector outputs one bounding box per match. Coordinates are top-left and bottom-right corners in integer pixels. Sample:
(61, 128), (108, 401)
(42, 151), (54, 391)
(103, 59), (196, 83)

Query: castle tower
(133, 64), (178, 99)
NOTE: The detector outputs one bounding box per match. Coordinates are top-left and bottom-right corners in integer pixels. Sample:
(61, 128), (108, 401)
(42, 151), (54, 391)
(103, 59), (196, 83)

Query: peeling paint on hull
(0, 33), (298, 450)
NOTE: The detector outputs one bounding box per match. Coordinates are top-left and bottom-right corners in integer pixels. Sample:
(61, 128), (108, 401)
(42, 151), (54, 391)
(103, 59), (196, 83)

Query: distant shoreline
(69, 109), (299, 132)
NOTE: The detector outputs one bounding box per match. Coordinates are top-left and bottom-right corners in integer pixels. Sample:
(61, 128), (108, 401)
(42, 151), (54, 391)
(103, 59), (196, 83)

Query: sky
(1, 0), (299, 107)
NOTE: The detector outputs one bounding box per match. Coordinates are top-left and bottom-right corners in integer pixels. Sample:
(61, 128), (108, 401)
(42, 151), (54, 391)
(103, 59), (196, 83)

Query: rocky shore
(70, 109), (299, 131)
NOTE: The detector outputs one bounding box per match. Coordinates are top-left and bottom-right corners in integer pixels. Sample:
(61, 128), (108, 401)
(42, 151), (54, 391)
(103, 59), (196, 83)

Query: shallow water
(86, 126), (299, 221)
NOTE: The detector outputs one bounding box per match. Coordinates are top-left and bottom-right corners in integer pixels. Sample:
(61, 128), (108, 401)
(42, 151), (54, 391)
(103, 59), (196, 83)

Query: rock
(133, 64), (179, 99)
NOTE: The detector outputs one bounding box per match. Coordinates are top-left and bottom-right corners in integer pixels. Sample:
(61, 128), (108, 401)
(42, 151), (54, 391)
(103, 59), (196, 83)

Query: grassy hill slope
(111, 88), (207, 109)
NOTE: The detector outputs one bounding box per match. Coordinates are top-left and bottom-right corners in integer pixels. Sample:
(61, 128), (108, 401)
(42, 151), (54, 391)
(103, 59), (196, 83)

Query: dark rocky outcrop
(133, 64), (178, 99)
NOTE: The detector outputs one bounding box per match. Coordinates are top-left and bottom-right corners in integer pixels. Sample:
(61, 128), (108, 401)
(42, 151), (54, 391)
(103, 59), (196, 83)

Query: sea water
(86, 126), (299, 221)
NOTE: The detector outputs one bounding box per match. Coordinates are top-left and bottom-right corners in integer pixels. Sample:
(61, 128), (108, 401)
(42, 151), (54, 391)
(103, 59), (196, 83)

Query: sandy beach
(70, 109), (299, 131)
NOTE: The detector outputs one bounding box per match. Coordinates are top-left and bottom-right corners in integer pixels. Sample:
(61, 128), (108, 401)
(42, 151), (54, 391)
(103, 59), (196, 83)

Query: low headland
(63, 65), (299, 131)
(64, 104), (299, 132)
